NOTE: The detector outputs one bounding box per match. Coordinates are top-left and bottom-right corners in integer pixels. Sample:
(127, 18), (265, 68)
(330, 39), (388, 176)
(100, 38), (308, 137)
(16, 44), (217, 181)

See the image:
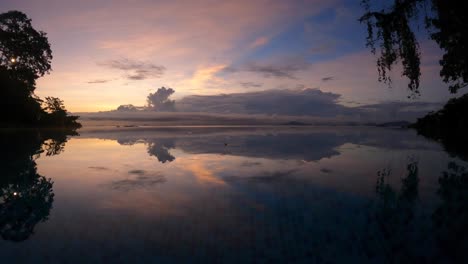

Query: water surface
(0, 127), (466, 263)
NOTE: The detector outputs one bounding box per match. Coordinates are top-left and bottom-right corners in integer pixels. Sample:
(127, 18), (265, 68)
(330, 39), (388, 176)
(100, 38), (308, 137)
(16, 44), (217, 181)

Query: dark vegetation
(361, 1), (468, 159)
(360, 0), (468, 95)
(367, 160), (468, 263)
(0, 11), (80, 129)
(411, 94), (468, 160)
(0, 129), (74, 241)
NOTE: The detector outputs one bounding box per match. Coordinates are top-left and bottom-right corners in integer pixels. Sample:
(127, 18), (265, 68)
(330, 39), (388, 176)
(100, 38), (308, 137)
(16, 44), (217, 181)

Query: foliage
(0, 11), (52, 90)
(369, 160), (422, 263)
(360, 0), (468, 95)
(367, 160), (468, 262)
(433, 162), (468, 262)
(0, 10), (80, 129)
(43, 97), (66, 114)
(0, 68), (43, 125)
(0, 130), (74, 241)
(411, 94), (468, 160)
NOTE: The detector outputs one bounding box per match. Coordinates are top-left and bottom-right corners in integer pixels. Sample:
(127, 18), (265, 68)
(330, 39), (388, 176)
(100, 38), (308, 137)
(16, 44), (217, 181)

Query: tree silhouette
(0, 10), (80, 128)
(0, 11), (52, 90)
(0, 169), (54, 242)
(433, 162), (468, 262)
(0, 130), (73, 242)
(411, 94), (468, 161)
(360, 0), (468, 95)
(365, 160), (424, 263)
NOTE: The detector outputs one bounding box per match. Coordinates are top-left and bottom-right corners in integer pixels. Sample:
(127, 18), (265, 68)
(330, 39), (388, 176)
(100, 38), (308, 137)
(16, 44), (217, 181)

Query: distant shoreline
(74, 111), (412, 128)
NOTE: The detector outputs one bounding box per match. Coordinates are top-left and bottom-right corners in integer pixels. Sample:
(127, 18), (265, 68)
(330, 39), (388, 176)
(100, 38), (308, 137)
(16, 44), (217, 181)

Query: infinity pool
(0, 127), (465, 263)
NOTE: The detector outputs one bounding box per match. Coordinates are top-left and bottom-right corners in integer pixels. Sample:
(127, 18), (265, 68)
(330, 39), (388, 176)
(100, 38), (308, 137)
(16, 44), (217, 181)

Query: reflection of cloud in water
(115, 137), (176, 163)
(104, 171), (166, 191)
(240, 161), (262, 167)
(179, 133), (342, 161)
(225, 169), (297, 183)
(186, 162), (226, 185)
(147, 139), (175, 163)
(320, 168), (333, 174)
(81, 127), (442, 163)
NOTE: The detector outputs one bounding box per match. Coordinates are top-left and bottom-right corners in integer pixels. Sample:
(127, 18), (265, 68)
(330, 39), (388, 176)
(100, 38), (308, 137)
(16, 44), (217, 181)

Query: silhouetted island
(281, 121), (310, 126)
(376, 121), (411, 128)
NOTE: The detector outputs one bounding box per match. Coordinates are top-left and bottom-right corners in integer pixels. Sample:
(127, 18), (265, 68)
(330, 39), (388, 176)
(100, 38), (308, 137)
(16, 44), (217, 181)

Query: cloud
(321, 76), (335, 82)
(147, 87), (176, 112)
(177, 88), (344, 116)
(87, 79), (111, 84)
(88, 166), (109, 170)
(128, 169), (145, 175)
(179, 64), (229, 94)
(223, 60), (310, 79)
(175, 88), (443, 121)
(249, 36), (270, 49)
(98, 58), (166, 80)
(240, 82), (263, 88)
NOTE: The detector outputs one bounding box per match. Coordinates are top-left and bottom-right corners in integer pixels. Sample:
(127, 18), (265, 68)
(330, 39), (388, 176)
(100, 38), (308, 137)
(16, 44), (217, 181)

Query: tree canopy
(0, 10), (52, 90)
(360, 0), (468, 96)
(0, 10), (80, 129)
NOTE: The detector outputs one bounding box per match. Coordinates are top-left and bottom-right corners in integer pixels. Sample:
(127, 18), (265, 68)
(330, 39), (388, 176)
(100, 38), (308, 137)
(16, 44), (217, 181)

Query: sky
(0, 0), (458, 112)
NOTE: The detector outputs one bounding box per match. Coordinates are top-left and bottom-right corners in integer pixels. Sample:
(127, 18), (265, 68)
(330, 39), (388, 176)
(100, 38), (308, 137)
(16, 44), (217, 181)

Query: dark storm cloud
(80, 89), (442, 122)
(240, 82), (263, 88)
(177, 88), (344, 116)
(321, 76), (334, 82)
(98, 58), (166, 80)
(175, 88), (443, 122)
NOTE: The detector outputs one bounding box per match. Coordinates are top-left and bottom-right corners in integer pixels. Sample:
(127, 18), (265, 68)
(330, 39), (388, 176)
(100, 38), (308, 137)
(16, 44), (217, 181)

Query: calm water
(0, 127), (466, 263)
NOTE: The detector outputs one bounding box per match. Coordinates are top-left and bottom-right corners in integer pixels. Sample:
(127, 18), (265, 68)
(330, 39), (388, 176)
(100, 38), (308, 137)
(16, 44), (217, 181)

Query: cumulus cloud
(98, 58), (166, 80)
(147, 87), (176, 111)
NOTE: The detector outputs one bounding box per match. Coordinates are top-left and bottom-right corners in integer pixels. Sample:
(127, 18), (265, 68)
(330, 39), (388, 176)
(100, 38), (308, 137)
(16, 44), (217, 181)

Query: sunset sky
(0, 0), (456, 112)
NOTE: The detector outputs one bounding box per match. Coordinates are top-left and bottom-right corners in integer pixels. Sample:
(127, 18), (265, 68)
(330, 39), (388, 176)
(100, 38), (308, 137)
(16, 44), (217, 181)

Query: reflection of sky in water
(0, 127), (466, 263)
